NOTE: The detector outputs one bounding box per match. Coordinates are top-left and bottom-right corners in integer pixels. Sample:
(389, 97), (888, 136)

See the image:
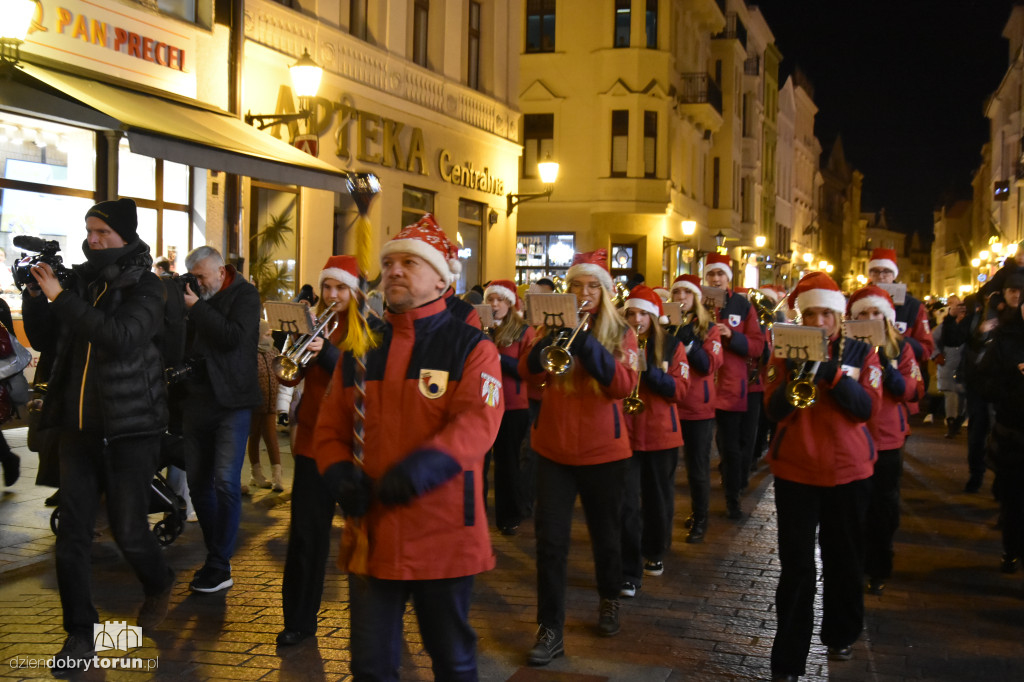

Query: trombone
(540, 302), (591, 375)
(273, 308), (340, 386)
(748, 288), (787, 328)
(622, 325), (646, 415)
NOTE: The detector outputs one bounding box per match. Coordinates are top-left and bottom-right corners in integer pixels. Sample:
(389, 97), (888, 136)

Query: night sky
(754, 0), (1015, 238)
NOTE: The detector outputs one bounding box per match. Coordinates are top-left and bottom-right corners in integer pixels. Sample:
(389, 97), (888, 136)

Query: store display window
(515, 232), (574, 284)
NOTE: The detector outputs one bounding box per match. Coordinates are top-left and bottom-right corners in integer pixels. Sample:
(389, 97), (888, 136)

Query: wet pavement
(1, 416), (1023, 681)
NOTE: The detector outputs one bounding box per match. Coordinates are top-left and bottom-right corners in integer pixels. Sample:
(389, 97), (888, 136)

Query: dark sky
(754, 0), (1015, 237)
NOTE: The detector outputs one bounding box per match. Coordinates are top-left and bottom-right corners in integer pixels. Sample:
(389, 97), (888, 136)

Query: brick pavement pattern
(1, 419), (1024, 680)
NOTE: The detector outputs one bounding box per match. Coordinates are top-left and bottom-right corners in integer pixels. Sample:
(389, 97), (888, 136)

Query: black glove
(376, 467), (417, 505)
(322, 461), (373, 518)
(277, 412), (289, 427)
(877, 348), (889, 367)
(677, 324), (695, 346)
(376, 448), (462, 505)
(814, 360), (840, 385)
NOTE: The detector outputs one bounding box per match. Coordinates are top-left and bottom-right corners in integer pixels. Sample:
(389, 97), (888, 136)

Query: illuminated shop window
(249, 182), (299, 302)
(456, 200), (483, 295)
(515, 232), (574, 285)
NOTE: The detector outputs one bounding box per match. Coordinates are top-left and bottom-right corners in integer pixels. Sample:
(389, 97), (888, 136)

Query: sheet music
(842, 319), (887, 348)
(263, 302), (313, 335)
(772, 323), (829, 362)
(526, 293), (580, 327)
(474, 304), (495, 328)
(700, 286), (727, 311)
(876, 282), (907, 305)
(663, 301), (684, 326)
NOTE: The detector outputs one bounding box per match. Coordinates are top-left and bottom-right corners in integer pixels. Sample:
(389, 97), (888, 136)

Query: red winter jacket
(764, 334), (883, 487)
(676, 322), (724, 421)
(869, 339), (923, 450)
(714, 290), (766, 412)
(444, 287), (482, 329)
(312, 297), (502, 580)
(292, 320), (346, 456)
(519, 322), (639, 466)
(495, 323), (536, 412)
(625, 334), (690, 451)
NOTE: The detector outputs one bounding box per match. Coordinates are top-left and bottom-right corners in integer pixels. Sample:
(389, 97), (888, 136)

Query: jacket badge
(481, 372), (502, 407)
(712, 340), (722, 356)
(894, 321), (908, 334)
(869, 365), (882, 389)
(680, 362), (690, 380)
(728, 314), (741, 327)
(419, 369), (449, 399)
(911, 361), (922, 381)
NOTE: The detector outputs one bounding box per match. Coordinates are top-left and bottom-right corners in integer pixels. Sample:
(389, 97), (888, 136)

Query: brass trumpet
(622, 326), (646, 415)
(273, 308), (340, 386)
(540, 303), (591, 375)
(785, 360), (820, 409)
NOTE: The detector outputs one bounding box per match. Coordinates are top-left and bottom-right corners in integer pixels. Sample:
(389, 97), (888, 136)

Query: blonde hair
(316, 285), (379, 357)
(624, 308), (667, 366)
(492, 308), (528, 348)
(683, 295), (714, 340)
(882, 317), (902, 360)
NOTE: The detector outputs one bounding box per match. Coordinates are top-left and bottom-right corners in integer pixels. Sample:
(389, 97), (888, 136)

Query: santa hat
(757, 285), (785, 305)
(625, 284), (669, 325)
(789, 271), (846, 316)
(484, 279), (518, 308)
(566, 249), (613, 292)
(671, 274), (702, 298)
(704, 253), (733, 281)
(319, 255), (360, 291)
(380, 214), (462, 284)
(652, 286), (670, 302)
(867, 248), (899, 279)
(848, 285), (896, 323)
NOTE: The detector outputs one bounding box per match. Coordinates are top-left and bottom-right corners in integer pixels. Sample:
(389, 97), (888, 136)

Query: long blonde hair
(316, 285), (378, 357)
(625, 309), (667, 366)
(683, 294), (713, 340)
(492, 308), (528, 348)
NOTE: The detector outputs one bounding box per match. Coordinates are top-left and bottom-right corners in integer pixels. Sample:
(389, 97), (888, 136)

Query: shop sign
(24, 0), (197, 98)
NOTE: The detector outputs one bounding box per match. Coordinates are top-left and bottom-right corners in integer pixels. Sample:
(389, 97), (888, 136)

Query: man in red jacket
(313, 215), (503, 681)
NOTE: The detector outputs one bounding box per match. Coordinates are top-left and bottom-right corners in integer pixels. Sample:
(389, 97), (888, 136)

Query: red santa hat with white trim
(318, 255), (360, 291)
(566, 249), (613, 292)
(380, 214), (462, 284)
(670, 274), (702, 298)
(624, 284), (669, 325)
(847, 284), (896, 323)
(789, 271), (846, 316)
(484, 279), (519, 310)
(867, 248), (899, 279)
(704, 253), (733, 281)
(652, 286), (670, 302)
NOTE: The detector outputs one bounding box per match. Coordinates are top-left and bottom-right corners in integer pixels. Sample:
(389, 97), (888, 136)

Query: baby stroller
(49, 432), (188, 547)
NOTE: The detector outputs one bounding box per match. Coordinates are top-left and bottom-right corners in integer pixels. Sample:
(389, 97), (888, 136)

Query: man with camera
(180, 245), (261, 593)
(23, 198), (174, 666)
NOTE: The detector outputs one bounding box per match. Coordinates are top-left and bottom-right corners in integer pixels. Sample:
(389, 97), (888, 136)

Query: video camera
(11, 236), (72, 292)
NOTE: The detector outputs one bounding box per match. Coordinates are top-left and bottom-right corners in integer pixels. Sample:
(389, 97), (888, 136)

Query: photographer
(180, 245), (261, 593)
(23, 198), (174, 666)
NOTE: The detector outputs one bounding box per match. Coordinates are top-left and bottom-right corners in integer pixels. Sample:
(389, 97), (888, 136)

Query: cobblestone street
(2, 417), (1023, 680)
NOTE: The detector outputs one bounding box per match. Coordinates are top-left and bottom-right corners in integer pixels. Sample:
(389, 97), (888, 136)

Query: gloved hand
(574, 330), (616, 385)
(676, 324), (696, 346)
(322, 461), (373, 518)
(376, 467), (417, 505)
(814, 360), (840, 385)
(376, 448), (462, 505)
(643, 365), (676, 398)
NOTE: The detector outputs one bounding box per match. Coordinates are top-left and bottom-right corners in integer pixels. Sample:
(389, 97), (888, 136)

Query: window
(249, 183), (299, 302)
(515, 232), (575, 284)
(413, 0), (429, 67)
(712, 157), (720, 208)
(610, 243), (635, 283)
(643, 111), (657, 178)
(611, 110), (629, 177)
(526, 0), (556, 53)
(645, 0), (658, 48)
(402, 185), (435, 229)
(468, 1), (481, 90)
(714, 59), (722, 85)
(350, 0), (368, 41)
(522, 114), (554, 179)
(456, 200), (483, 294)
(614, 0), (630, 48)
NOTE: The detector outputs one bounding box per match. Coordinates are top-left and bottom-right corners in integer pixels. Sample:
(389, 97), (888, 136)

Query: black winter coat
(23, 240), (168, 440)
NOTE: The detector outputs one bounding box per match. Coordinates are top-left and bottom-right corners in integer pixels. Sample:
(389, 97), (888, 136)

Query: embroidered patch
(628, 349), (639, 372)
(841, 364), (861, 380)
(922, 320), (930, 334)
(869, 365), (882, 389)
(418, 369), (449, 400)
(895, 321), (908, 334)
(911, 361), (921, 381)
(712, 340), (722, 356)
(766, 364), (778, 383)
(680, 363), (690, 380)
(729, 314), (741, 327)
(481, 372), (501, 408)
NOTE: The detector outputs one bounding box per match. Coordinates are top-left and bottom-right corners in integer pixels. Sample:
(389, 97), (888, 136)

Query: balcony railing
(713, 13), (747, 49)
(677, 73), (722, 115)
(744, 55), (760, 76)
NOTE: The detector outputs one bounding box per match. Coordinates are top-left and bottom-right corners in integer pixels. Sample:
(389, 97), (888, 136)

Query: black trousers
(535, 456), (627, 629)
(56, 430), (172, 636)
(281, 454), (338, 635)
(771, 476), (871, 677)
(965, 388), (990, 480)
(715, 409), (746, 506)
(738, 390), (763, 488)
(491, 408), (530, 530)
(864, 448), (903, 581)
(681, 418), (715, 521)
(622, 447), (678, 582)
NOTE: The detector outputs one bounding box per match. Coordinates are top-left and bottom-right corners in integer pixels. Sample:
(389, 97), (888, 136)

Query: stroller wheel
(153, 513), (183, 546)
(50, 507), (60, 535)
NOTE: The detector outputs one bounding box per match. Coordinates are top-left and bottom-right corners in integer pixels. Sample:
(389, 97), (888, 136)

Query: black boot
(952, 415), (965, 436)
(1, 450), (19, 487)
(686, 517), (707, 544)
(944, 418), (957, 439)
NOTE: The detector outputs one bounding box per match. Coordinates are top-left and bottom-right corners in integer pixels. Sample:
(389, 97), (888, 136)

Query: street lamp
(507, 158), (559, 216)
(244, 49), (324, 131)
(802, 252), (814, 264)
(754, 234), (767, 249)
(714, 231), (726, 248)
(0, 0), (36, 65)
(682, 220), (697, 237)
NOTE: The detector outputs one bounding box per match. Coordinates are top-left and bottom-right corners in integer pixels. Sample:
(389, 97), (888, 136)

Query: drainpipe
(225, 0), (244, 265)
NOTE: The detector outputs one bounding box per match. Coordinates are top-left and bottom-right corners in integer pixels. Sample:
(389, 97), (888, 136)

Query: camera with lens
(177, 272), (201, 297)
(165, 358), (203, 385)
(11, 236), (72, 292)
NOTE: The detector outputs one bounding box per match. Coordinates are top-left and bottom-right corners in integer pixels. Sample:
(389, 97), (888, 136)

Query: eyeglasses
(568, 281), (602, 294)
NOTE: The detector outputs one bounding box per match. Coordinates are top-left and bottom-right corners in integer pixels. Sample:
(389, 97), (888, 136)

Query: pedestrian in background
(933, 294), (969, 438)
(244, 319), (284, 493)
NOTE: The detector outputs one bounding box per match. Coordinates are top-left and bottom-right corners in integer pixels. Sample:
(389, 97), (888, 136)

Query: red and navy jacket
(894, 293), (934, 363)
(292, 319), (345, 457)
(519, 322), (639, 466)
(763, 334), (883, 486)
(495, 323), (536, 412)
(312, 297), (502, 580)
(676, 321), (724, 421)
(869, 338), (923, 451)
(714, 289), (766, 412)
(625, 334), (690, 451)
(444, 287), (482, 329)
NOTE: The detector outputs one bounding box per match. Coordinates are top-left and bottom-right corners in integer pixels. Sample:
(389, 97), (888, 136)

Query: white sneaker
(923, 414), (934, 424)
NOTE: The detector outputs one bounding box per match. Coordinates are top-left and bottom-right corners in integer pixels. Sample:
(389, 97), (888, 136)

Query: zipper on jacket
(79, 281), (109, 430)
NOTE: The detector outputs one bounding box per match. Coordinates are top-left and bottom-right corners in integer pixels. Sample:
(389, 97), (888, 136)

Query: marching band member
(484, 279), (536, 536)
(671, 274), (724, 543)
(519, 249), (639, 665)
(764, 272), (882, 680)
(848, 285), (922, 596)
(704, 253), (766, 519)
(619, 285), (690, 595)
(278, 255), (373, 646)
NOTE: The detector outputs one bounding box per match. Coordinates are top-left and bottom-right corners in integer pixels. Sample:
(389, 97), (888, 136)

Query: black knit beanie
(85, 198), (138, 243)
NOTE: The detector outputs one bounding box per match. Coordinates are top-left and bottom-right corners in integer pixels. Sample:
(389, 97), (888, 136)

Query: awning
(3, 62), (348, 193)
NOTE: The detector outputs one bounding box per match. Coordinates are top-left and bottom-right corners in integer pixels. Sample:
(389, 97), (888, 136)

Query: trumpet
(540, 303), (591, 375)
(622, 326), (646, 415)
(785, 360), (820, 409)
(272, 308), (340, 386)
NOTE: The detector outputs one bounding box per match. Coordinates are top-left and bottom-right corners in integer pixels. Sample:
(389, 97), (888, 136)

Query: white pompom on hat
(319, 255), (360, 291)
(625, 284), (669, 325)
(380, 214), (462, 284)
(848, 285), (896, 323)
(789, 271), (847, 316)
(867, 248), (899, 279)
(566, 249), (613, 292)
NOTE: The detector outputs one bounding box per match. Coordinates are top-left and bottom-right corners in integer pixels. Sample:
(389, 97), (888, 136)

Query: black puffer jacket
(184, 265), (261, 410)
(23, 240), (168, 440)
